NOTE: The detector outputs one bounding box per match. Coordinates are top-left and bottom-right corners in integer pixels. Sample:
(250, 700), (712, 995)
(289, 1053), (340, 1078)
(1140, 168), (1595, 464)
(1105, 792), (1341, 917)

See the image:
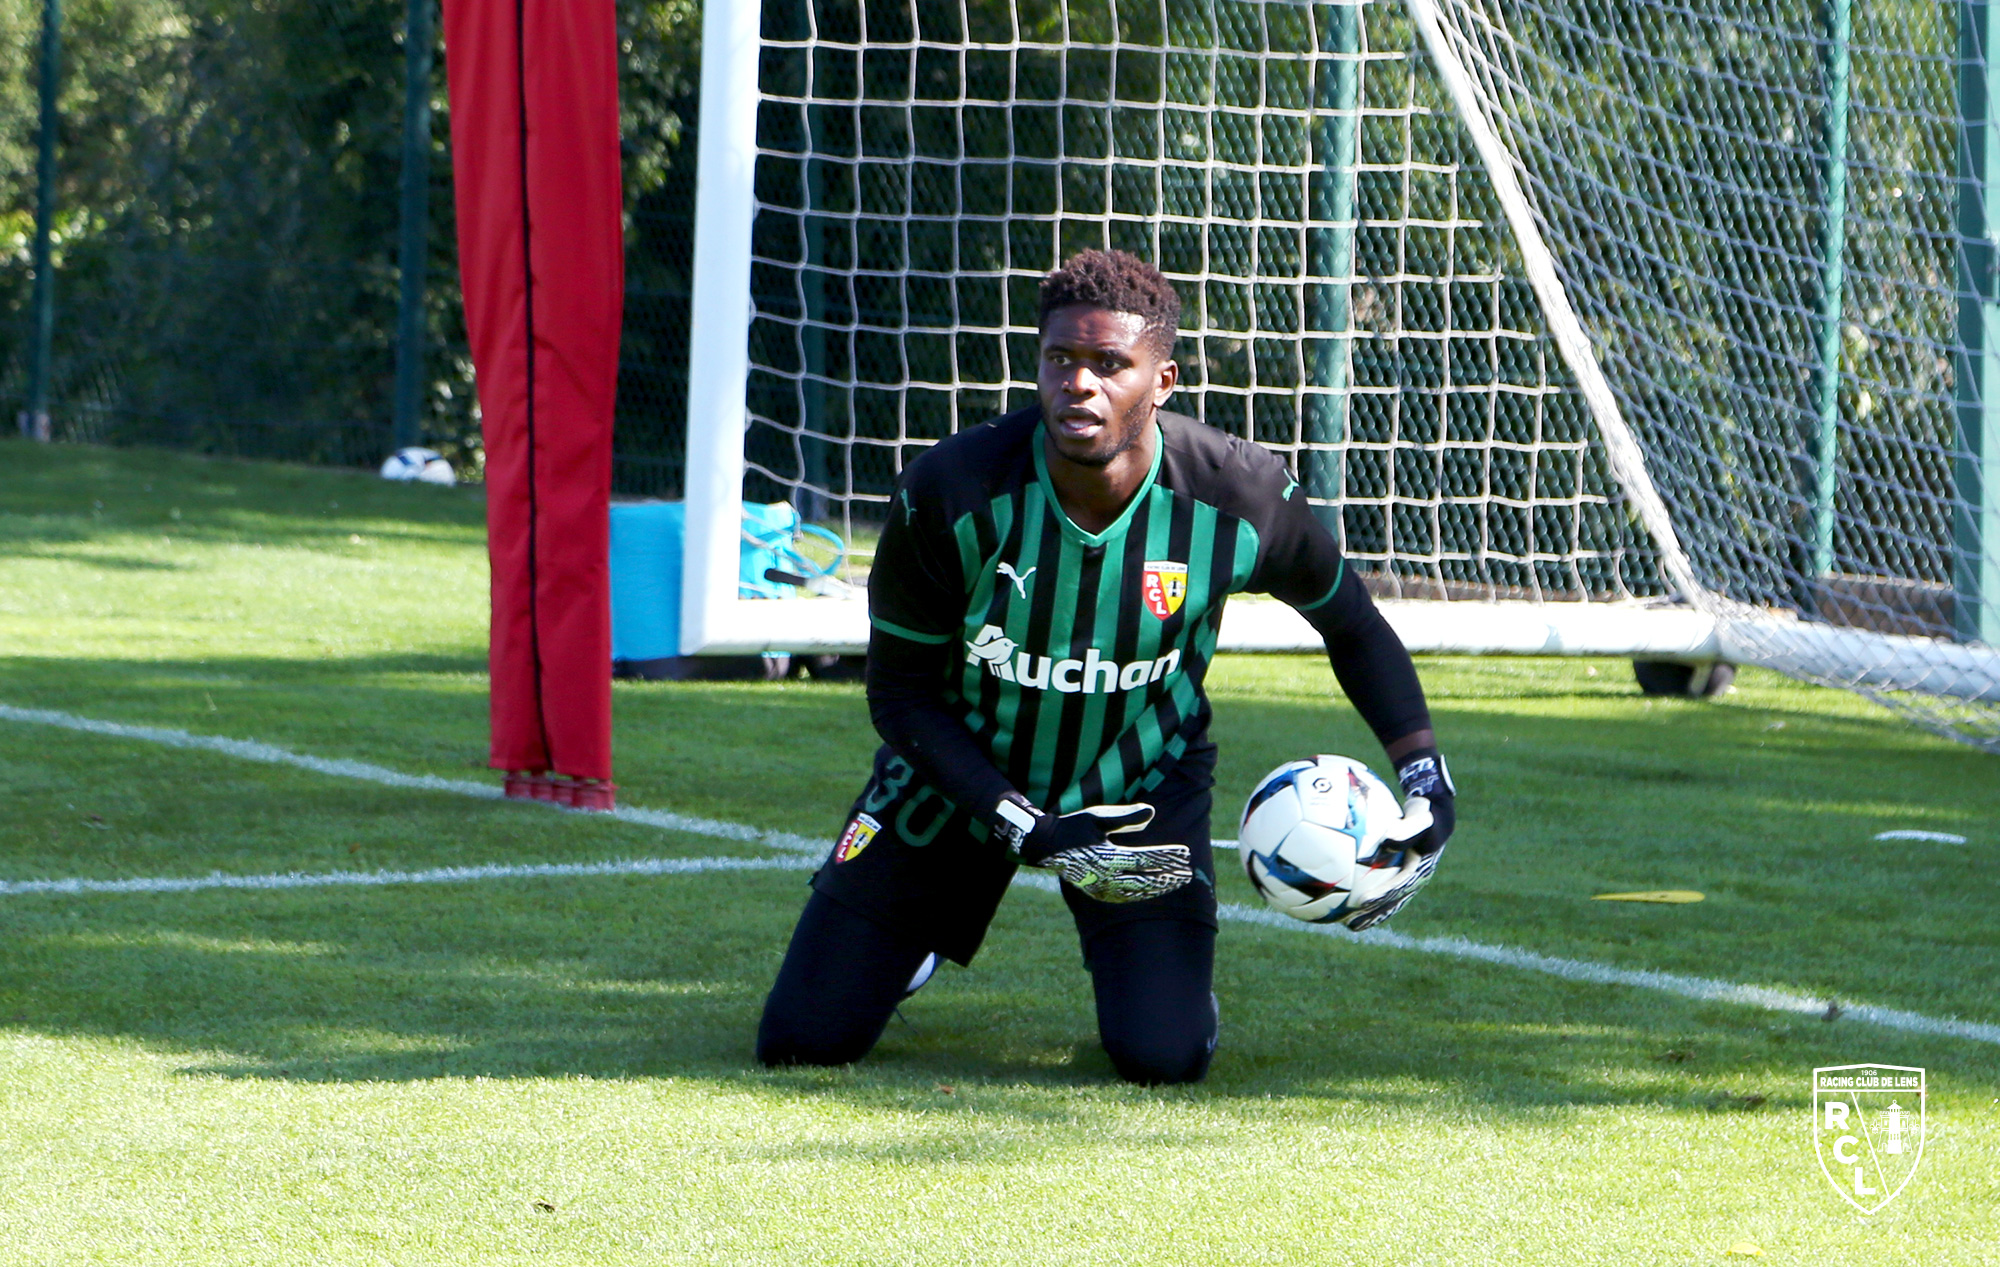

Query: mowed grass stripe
(11, 701), (1998, 1050)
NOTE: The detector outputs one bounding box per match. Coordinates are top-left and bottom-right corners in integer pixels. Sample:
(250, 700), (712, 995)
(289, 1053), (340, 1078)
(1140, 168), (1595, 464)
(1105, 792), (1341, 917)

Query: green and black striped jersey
(870, 405), (1346, 812)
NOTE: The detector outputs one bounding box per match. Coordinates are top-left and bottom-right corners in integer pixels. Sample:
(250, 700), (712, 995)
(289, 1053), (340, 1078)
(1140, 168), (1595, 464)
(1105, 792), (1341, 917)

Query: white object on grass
(379, 447), (456, 485)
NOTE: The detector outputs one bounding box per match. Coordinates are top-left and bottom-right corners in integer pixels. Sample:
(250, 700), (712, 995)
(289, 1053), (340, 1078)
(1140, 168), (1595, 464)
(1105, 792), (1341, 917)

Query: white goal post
(678, 0), (1999, 747)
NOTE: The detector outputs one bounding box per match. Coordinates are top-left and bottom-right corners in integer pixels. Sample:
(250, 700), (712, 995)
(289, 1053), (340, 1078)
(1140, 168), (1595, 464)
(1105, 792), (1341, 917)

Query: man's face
(1036, 305), (1178, 469)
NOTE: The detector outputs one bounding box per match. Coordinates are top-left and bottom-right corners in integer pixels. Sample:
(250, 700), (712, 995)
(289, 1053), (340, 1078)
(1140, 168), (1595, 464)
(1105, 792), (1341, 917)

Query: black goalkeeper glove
(1391, 750), (1454, 855)
(1341, 749), (1456, 932)
(991, 794), (1194, 904)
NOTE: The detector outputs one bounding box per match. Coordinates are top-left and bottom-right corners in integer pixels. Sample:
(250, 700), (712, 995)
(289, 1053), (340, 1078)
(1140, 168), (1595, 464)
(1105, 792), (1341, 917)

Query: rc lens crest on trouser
(1813, 1064), (1925, 1214)
(834, 813), (880, 863)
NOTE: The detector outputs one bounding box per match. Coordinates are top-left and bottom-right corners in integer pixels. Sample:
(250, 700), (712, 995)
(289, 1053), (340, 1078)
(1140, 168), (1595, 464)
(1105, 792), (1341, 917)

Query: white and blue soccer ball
(379, 446), (456, 485)
(1238, 755), (1406, 923)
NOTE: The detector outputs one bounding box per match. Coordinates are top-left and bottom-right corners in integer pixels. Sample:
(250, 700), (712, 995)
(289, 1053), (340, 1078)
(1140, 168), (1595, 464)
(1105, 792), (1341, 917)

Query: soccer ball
(379, 446), (456, 486)
(1238, 755), (1406, 923)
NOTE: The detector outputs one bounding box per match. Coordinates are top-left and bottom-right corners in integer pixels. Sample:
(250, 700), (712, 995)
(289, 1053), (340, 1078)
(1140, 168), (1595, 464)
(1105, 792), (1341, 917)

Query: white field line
(0, 854), (817, 897)
(0, 703), (825, 856)
(5, 702), (1997, 1048)
(1207, 899), (2000, 1047)
(1011, 872), (2000, 1046)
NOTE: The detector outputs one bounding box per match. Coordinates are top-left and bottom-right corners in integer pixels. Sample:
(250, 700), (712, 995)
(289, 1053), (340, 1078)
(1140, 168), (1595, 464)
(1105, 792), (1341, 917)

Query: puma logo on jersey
(963, 625), (1182, 694)
(997, 561), (1036, 597)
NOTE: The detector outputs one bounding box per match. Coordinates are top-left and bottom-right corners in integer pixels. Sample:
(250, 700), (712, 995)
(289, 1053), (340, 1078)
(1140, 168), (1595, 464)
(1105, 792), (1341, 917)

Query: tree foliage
(0, 0), (703, 477)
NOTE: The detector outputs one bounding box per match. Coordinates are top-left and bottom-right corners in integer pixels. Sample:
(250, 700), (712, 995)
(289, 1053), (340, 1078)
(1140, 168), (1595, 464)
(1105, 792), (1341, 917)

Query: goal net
(681, 0), (1999, 751)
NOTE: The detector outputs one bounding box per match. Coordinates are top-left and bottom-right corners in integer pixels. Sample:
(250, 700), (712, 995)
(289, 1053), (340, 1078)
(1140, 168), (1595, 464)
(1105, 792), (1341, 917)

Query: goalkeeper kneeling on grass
(757, 249), (1454, 1084)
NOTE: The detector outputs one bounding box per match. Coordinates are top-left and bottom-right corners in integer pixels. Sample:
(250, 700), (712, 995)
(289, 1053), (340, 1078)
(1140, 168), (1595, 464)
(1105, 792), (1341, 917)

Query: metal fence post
(392, 0), (437, 453)
(1957, 0), (2000, 643)
(1305, 0), (1360, 536)
(1812, 0), (1852, 580)
(801, 111), (828, 526)
(21, 0), (61, 442)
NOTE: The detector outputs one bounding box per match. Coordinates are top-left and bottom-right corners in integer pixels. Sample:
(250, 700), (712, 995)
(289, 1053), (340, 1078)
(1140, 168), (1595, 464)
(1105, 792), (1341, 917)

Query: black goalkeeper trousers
(757, 890), (1218, 1085)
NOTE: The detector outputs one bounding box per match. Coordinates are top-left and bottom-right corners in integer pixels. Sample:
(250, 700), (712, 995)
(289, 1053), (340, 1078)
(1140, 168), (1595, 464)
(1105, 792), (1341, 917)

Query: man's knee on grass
(1102, 1024), (1215, 1085)
(757, 892), (932, 1068)
(1084, 918), (1218, 1086)
(755, 1009), (882, 1068)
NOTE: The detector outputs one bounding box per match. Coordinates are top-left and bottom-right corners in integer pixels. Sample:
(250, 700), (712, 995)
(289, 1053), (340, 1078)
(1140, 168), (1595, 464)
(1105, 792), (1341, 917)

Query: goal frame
(676, 0), (1722, 660)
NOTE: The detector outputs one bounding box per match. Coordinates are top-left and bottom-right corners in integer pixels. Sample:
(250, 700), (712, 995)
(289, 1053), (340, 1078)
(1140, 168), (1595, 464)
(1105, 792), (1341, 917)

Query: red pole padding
(444, 0), (622, 786)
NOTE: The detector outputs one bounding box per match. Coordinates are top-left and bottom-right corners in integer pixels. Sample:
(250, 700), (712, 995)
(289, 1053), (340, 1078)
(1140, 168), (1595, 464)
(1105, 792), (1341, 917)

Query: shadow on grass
(0, 543), (193, 571)
(1, 861), (1996, 1125)
(1, 641), (1996, 1119)
(0, 655), (492, 731)
(0, 438), (487, 553)
(0, 653), (490, 693)
(0, 654), (882, 842)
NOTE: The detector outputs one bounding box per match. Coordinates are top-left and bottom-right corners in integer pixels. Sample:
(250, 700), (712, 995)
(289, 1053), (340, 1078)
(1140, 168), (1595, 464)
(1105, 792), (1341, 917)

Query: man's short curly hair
(1038, 249), (1182, 358)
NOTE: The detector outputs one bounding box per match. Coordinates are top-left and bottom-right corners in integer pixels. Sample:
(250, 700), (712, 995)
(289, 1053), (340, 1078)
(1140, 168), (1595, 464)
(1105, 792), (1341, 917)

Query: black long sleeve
(865, 626), (1017, 816)
(1298, 567), (1432, 749)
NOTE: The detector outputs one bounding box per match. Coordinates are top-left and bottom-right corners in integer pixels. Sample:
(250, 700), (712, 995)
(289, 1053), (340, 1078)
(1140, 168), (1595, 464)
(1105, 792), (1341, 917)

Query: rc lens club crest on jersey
(1142, 560), (1188, 619)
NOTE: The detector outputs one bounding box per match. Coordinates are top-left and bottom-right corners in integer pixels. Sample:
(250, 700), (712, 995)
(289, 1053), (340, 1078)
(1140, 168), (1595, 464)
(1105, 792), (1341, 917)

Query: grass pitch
(1, 438), (1995, 1265)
